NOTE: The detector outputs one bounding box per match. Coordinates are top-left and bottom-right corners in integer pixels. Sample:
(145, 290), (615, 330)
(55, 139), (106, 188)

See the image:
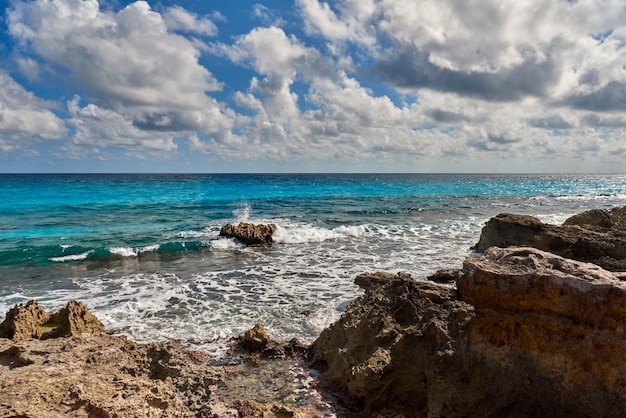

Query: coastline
(3, 206), (626, 417)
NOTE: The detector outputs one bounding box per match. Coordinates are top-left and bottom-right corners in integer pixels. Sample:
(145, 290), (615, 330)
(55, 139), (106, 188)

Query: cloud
(564, 81), (626, 111)
(162, 6), (218, 36)
(297, 0), (377, 47)
(374, 46), (561, 101)
(8, 0), (228, 131)
(66, 96), (176, 152)
(0, 71), (66, 152)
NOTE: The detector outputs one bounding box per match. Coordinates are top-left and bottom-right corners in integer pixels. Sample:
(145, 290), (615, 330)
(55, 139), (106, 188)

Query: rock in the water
(219, 222), (278, 246)
(0, 300), (104, 340)
(312, 248), (626, 417)
(473, 210), (626, 271)
(242, 323), (271, 352)
(239, 323), (306, 359)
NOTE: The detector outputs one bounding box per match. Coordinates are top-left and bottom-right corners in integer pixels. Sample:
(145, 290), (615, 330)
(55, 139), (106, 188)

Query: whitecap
(49, 249), (94, 262)
(109, 247), (138, 257)
(273, 224), (368, 244)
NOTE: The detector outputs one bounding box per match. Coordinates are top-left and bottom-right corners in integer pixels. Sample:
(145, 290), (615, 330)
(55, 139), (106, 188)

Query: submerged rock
(473, 209), (626, 271)
(219, 222), (278, 246)
(0, 300), (104, 340)
(312, 248), (626, 417)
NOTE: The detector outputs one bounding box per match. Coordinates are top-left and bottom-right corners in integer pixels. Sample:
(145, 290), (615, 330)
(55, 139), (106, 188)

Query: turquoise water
(1, 173), (625, 354)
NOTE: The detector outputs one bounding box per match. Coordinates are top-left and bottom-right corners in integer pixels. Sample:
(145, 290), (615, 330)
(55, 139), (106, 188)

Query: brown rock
(42, 300), (106, 339)
(312, 249), (626, 417)
(472, 210), (626, 271)
(0, 300), (51, 340)
(0, 300), (104, 341)
(563, 206), (626, 230)
(219, 222), (278, 246)
(239, 324), (306, 359)
(311, 274), (473, 416)
(0, 334), (236, 417)
(243, 323), (271, 352)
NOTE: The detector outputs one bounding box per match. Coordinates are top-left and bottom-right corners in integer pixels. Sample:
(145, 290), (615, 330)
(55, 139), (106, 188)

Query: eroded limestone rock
(473, 211), (626, 271)
(312, 248), (626, 417)
(0, 334), (236, 417)
(0, 300), (104, 340)
(219, 222), (278, 246)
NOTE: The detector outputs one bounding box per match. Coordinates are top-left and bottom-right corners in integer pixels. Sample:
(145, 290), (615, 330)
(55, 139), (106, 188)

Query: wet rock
(238, 324), (307, 359)
(426, 268), (462, 284)
(242, 323), (271, 352)
(219, 222), (278, 246)
(472, 210), (626, 271)
(313, 247), (626, 417)
(230, 399), (308, 418)
(0, 300), (104, 341)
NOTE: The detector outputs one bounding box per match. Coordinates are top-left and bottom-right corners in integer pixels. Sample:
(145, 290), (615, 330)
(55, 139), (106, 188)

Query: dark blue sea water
(1, 173), (625, 354)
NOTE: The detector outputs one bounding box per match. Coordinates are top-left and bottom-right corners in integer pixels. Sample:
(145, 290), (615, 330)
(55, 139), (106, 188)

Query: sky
(1, 0), (626, 173)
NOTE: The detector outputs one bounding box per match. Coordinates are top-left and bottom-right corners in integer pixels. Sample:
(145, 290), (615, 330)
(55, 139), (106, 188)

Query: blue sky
(1, 0), (626, 173)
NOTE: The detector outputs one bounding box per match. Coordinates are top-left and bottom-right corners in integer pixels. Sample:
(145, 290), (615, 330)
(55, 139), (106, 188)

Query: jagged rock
(242, 323), (271, 352)
(239, 324), (306, 359)
(230, 399), (308, 418)
(219, 222), (277, 246)
(563, 206), (626, 230)
(311, 274), (472, 416)
(312, 249), (626, 417)
(472, 211), (626, 271)
(0, 334), (237, 417)
(0, 300), (51, 340)
(0, 300), (105, 341)
(42, 300), (106, 339)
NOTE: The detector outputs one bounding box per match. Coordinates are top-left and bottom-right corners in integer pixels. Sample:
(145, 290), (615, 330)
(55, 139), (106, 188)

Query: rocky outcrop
(311, 273), (474, 416)
(563, 205), (626, 230)
(472, 210), (626, 271)
(219, 222), (278, 246)
(0, 300), (105, 340)
(312, 247), (626, 417)
(0, 334), (237, 417)
(235, 323), (307, 359)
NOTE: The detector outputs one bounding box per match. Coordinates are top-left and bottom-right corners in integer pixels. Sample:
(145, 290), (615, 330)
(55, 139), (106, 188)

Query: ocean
(1, 173), (625, 355)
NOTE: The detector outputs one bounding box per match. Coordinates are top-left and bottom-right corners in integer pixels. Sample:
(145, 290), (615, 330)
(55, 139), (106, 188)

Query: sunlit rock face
(312, 247), (626, 417)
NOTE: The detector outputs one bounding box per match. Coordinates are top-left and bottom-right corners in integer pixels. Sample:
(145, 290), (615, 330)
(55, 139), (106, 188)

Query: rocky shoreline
(2, 207), (626, 417)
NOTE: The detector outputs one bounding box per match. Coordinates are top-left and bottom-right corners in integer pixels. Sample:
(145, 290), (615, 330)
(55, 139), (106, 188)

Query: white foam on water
(233, 202), (252, 222)
(273, 224), (368, 244)
(49, 249), (94, 262)
(109, 247), (138, 257)
(139, 244), (160, 253)
(210, 237), (243, 250)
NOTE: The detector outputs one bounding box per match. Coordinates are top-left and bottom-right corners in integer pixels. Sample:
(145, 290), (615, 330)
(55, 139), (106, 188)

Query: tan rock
(0, 300), (104, 341)
(0, 334), (236, 417)
(243, 323), (271, 352)
(0, 300), (51, 340)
